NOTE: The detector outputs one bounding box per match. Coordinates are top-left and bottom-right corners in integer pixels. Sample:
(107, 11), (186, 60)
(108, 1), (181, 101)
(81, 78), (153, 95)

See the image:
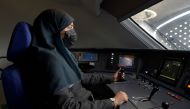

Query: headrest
(7, 22), (32, 62)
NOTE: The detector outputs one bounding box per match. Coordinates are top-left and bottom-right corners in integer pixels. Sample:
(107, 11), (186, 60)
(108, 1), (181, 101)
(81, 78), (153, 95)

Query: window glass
(130, 0), (190, 50)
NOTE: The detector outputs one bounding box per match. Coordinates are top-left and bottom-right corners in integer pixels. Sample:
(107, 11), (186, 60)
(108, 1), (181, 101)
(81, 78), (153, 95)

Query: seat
(1, 22), (32, 109)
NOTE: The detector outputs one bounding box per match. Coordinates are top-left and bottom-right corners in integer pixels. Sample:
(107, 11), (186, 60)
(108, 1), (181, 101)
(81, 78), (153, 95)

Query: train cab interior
(0, 0), (190, 109)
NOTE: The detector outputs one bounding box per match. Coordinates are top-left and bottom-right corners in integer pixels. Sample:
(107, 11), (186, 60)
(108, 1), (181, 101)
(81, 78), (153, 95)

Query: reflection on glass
(131, 0), (190, 50)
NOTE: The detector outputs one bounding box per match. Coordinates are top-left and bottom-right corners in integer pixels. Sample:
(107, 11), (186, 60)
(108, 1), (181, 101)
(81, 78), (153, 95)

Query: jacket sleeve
(54, 89), (114, 109)
(61, 98), (114, 109)
(81, 73), (114, 86)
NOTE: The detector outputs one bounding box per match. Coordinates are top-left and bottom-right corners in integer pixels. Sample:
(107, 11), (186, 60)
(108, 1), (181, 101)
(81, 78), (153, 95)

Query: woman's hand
(113, 68), (125, 82)
(113, 91), (128, 108)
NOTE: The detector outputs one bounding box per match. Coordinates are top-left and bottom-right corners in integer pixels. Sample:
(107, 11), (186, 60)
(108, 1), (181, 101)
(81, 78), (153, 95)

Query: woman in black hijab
(20, 9), (128, 109)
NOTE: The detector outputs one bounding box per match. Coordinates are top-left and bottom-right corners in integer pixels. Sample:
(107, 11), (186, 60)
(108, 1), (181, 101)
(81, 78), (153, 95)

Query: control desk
(108, 75), (190, 109)
(71, 48), (190, 109)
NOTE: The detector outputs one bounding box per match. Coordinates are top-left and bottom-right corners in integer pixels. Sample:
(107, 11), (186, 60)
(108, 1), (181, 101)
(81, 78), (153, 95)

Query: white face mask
(63, 29), (77, 48)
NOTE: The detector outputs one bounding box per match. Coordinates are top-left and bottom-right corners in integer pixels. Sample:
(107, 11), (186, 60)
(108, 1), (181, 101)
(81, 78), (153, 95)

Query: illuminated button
(175, 95), (182, 101)
(167, 92), (182, 101)
(187, 84), (190, 89)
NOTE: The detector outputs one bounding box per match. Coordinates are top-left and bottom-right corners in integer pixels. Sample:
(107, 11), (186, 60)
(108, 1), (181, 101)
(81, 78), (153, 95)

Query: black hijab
(30, 9), (83, 94)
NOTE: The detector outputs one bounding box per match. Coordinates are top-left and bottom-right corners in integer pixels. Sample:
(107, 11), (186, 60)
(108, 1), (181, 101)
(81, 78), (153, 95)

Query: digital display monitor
(159, 58), (183, 85)
(74, 52), (98, 62)
(118, 55), (135, 68)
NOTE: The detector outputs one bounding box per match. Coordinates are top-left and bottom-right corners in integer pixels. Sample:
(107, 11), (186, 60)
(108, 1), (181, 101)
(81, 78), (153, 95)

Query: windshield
(130, 0), (190, 50)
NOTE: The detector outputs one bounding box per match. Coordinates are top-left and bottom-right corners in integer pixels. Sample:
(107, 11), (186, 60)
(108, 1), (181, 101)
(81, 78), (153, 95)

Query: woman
(19, 9), (128, 109)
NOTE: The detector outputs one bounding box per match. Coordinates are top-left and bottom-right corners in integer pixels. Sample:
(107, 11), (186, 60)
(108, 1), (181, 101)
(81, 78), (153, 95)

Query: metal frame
(120, 18), (166, 49)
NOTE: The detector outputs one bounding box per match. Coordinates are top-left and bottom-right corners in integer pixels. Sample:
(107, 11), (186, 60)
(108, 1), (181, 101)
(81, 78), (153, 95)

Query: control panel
(71, 48), (190, 109)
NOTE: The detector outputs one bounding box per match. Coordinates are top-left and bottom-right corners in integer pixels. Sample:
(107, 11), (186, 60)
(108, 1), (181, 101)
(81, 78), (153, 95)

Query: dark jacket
(19, 48), (115, 109)
(52, 73), (115, 109)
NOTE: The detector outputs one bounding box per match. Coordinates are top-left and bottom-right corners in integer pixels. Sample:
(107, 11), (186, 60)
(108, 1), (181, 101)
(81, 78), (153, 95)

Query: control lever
(162, 101), (169, 109)
(118, 67), (126, 81)
(120, 67), (125, 73)
(148, 86), (159, 100)
(140, 86), (159, 102)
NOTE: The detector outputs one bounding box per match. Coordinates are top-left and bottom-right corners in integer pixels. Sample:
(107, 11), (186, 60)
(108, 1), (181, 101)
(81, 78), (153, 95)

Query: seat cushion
(1, 65), (32, 109)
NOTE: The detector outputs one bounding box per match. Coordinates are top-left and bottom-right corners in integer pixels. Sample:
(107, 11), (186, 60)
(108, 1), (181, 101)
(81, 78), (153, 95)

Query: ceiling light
(132, 9), (157, 21)
(156, 10), (190, 30)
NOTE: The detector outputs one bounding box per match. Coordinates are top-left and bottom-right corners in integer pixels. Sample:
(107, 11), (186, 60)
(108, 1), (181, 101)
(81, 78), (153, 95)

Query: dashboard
(71, 48), (190, 109)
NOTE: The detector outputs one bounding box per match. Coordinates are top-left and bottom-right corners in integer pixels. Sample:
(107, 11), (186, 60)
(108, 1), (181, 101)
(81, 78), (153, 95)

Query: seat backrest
(1, 22), (32, 109)
(7, 22), (32, 62)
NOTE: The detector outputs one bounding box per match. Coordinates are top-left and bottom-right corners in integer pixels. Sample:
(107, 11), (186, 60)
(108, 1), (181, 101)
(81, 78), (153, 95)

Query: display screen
(118, 55), (135, 68)
(159, 58), (183, 85)
(74, 52), (98, 62)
